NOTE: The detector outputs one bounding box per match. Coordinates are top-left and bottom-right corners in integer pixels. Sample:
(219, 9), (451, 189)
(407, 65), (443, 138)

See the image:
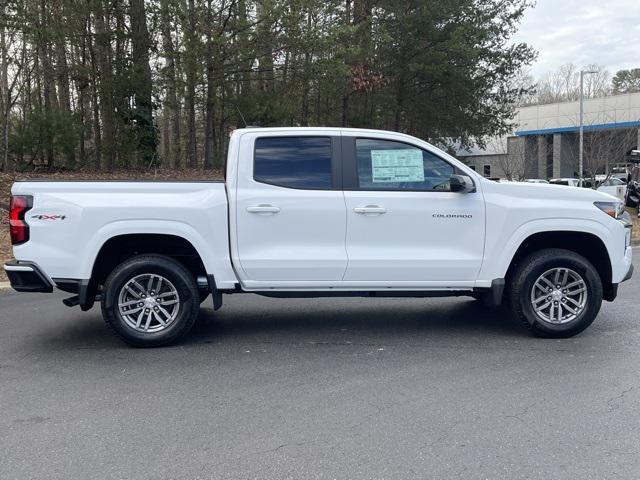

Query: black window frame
(253, 135), (342, 190)
(340, 136), (471, 192)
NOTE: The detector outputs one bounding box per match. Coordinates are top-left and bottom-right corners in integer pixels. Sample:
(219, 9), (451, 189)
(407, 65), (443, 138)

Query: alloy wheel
(530, 267), (587, 325)
(117, 273), (181, 333)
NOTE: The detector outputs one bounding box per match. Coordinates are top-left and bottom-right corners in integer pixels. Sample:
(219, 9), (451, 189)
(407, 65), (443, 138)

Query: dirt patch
(0, 169), (222, 282)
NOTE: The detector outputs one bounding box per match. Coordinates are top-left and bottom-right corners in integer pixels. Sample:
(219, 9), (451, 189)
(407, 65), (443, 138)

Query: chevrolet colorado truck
(4, 128), (634, 346)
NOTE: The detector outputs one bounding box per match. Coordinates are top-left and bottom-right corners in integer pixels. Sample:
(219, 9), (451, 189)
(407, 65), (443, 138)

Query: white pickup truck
(5, 128), (634, 346)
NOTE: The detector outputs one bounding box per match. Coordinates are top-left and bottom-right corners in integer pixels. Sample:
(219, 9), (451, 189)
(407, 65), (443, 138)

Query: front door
(235, 132), (348, 286)
(342, 136), (485, 285)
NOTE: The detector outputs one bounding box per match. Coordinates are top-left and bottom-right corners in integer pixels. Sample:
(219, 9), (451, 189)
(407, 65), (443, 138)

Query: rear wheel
(101, 255), (200, 347)
(507, 248), (603, 338)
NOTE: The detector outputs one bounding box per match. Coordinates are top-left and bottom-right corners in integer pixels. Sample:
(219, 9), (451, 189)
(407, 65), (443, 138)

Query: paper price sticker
(371, 149), (424, 183)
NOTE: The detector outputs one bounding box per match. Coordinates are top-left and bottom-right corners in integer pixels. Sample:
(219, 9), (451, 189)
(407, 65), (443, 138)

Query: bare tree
(536, 63), (610, 105)
(488, 136), (527, 180)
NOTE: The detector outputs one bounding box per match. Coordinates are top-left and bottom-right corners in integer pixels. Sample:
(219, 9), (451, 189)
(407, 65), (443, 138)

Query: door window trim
(340, 136), (471, 192)
(252, 135), (342, 190)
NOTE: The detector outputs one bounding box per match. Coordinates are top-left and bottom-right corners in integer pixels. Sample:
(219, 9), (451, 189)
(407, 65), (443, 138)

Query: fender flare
(482, 218), (614, 282)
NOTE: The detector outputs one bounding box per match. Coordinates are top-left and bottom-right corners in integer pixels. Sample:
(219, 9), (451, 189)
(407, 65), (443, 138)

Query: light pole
(579, 69), (597, 187)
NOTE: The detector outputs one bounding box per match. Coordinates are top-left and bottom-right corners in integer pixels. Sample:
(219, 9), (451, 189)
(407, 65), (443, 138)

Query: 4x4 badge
(31, 215), (67, 220)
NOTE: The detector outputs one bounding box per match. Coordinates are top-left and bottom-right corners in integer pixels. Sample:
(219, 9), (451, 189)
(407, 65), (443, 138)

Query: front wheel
(101, 255), (200, 347)
(507, 248), (603, 338)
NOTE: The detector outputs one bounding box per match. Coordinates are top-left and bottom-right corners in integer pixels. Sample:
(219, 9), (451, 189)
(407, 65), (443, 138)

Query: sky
(512, 0), (640, 79)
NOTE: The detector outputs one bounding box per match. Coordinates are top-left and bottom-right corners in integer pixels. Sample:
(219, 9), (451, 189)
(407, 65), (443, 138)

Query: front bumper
(3, 260), (54, 293)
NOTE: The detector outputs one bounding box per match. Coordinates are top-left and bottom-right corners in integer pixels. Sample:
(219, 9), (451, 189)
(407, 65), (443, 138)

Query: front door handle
(247, 204), (280, 214)
(354, 205), (387, 215)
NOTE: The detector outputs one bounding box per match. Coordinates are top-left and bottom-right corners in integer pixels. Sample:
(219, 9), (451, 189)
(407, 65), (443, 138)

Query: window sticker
(371, 149), (424, 183)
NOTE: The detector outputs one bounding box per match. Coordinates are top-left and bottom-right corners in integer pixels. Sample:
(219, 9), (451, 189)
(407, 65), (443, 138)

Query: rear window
(254, 137), (333, 189)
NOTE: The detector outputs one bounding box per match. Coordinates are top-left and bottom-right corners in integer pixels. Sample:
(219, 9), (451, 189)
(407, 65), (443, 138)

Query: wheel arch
(90, 233), (208, 288)
(505, 231), (613, 292)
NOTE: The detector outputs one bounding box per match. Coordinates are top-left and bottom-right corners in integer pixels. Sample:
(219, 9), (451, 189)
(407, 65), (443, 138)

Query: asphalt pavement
(1, 252), (639, 480)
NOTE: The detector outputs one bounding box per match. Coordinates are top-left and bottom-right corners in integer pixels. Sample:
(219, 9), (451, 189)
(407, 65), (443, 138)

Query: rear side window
(254, 137), (333, 189)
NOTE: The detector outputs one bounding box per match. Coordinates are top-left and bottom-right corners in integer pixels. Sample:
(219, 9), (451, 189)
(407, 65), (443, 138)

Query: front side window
(254, 137), (333, 189)
(356, 139), (454, 191)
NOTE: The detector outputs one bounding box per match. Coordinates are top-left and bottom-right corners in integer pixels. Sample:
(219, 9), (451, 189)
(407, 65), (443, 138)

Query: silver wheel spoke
(565, 296), (582, 308)
(123, 306), (143, 315)
(535, 301), (551, 312)
(131, 280), (147, 295)
(563, 303), (579, 315)
(119, 299), (142, 308)
(533, 295), (548, 305)
(156, 291), (177, 299)
(125, 286), (142, 299)
(567, 286), (586, 295)
(539, 276), (556, 290)
(143, 311), (153, 331)
(153, 311), (166, 326)
(157, 305), (172, 322)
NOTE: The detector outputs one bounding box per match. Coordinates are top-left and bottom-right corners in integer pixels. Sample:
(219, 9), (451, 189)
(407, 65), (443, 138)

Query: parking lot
(1, 251), (639, 480)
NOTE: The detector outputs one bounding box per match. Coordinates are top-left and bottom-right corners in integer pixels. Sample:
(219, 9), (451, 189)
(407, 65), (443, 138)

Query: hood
(481, 179), (620, 202)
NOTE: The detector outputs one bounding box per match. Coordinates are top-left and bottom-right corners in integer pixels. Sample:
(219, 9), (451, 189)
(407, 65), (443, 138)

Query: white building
(459, 92), (640, 179)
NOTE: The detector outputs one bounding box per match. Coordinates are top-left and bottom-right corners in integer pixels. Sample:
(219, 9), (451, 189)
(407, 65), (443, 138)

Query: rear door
(234, 131), (347, 286)
(341, 134), (485, 285)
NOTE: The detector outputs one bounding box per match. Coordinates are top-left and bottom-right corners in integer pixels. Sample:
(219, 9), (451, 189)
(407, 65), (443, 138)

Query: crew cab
(4, 128), (634, 346)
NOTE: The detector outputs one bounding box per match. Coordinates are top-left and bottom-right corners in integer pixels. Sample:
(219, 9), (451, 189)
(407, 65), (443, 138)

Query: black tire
(625, 190), (635, 208)
(101, 255), (200, 347)
(507, 248), (603, 338)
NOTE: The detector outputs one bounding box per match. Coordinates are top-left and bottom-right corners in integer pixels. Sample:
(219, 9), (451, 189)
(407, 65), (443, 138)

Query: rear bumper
(3, 260), (53, 293)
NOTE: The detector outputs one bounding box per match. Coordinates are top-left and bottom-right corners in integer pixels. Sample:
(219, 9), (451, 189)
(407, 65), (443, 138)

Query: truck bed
(11, 180), (236, 287)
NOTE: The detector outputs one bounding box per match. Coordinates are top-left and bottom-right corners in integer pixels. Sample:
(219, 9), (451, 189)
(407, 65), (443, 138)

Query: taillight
(9, 195), (33, 245)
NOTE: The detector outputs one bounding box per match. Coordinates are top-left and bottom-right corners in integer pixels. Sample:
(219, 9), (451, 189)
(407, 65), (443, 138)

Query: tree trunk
(256, 0), (274, 93)
(52, 0), (76, 168)
(93, 0), (115, 170)
(130, 0), (157, 167)
(38, 0), (56, 170)
(0, 3), (8, 171)
(203, 0), (217, 169)
(185, 0), (197, 168)
(86, 13), (102, 169)
(160, 0), (182, 168)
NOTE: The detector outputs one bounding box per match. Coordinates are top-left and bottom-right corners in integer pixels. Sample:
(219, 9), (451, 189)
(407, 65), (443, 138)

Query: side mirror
(450, 174), (475, 193)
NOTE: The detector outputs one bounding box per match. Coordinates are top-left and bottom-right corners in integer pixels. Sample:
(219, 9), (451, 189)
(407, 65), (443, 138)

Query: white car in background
(596, 176), (628, 201)
(549, 178), (581, 187)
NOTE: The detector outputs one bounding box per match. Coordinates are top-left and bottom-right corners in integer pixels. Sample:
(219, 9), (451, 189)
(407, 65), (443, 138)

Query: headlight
(594, 201), (625, 219)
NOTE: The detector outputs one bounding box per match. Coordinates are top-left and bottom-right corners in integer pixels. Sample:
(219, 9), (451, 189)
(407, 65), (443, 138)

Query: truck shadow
(19, 296), (530, 352)
(185, 297), (524, 346)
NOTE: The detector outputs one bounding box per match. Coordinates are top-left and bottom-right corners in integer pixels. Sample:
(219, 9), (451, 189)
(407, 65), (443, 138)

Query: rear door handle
(247, 204), (280, 214)
(354, 205), (387, 215)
